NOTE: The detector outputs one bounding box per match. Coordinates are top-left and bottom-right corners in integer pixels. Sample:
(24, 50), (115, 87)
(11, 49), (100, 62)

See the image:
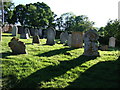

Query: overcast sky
(12, 0), (119, 28)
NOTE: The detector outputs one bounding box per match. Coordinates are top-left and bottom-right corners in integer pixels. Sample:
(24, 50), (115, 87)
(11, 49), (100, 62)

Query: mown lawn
(1, 33), (120, 89)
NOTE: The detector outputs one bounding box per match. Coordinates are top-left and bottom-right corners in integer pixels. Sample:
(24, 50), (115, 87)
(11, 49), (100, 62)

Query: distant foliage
(98, 19), (120, 47)
(55, 12), (94, 32)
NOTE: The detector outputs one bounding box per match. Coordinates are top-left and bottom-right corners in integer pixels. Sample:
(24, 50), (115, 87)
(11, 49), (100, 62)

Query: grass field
(1, 33), (120, 89)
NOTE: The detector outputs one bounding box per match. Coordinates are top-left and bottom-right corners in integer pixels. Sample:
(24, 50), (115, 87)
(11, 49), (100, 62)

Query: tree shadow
(66, 56), (120, 88)
(36, 47), (76, 57)
(12, 55), (97, 88)
(1, 51), (12, 58)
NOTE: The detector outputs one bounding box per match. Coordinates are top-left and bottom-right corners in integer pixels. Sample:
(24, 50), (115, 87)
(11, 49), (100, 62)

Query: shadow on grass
(2, 34), (13, 37)
(1, 51), (12, 58)
(66, 56), (120, 88)
(36, 47), (76, 57)
(12, 55), (97, 88)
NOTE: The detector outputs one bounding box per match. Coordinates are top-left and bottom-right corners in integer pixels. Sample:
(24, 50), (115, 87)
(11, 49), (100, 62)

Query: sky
(12, 0), (119, 28)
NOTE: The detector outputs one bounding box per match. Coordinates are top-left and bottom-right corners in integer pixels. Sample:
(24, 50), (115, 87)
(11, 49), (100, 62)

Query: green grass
(1, 33), (120, 89)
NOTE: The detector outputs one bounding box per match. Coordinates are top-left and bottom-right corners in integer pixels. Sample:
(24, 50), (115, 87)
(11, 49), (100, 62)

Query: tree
(56, 12), (94, 32)
(3, 0), (15, 24)
(11, 2), (54, 28)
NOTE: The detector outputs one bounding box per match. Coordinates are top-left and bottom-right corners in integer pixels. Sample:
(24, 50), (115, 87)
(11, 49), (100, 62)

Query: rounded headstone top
(84, 29), (99, 40)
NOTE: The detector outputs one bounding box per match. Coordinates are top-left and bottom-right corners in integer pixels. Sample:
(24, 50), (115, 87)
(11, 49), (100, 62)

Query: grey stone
(46, 27), (56, 45)
(67, 34), (72, 46)
(0, 27), (2, 41)
(20, 28), (29, 39)
(109, 37), (116, 47)
(83, 29), (99, 56)
(12, 25), (18, 36)
(60, 31), (69, 44)
(38, 28), (43, 38)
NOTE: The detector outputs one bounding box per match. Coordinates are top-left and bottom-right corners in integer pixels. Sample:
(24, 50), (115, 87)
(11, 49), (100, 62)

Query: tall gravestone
(83, 29), (99, 56)
(0, 27), (2, 41)
(109, 37), (116, 47)
(60, 31), (69, 44)
(38, 28), (43, 39)
(67, 34), (72, 46)
(34, 29), (39, 36)
(20, 28), (29, 39)
(71, 32), (83, 48)
(29, 28), (35, 36)
(46, 27), (56, 45)
(8, 37), (27, 54)
(12, 25), (18, 36)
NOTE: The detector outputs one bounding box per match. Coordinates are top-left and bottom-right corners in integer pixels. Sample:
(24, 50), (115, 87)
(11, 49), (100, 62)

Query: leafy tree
(13, 4), (26, 25)
(99, 19), (120, 46)
(3, 0), (15, 24)
(56, 12), (94, 32)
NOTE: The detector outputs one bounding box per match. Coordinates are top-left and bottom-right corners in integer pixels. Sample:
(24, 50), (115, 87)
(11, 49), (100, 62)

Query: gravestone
(8, 37), (27, 54)
(18, 26), (24, 34)
(34, 29), (38, 36)
(29, 28), (35, 36)
(20, 28), (29, 39)
(109, 37), (116, 47)
(71, 32), (83, 48)
(38, 28), (43, 39)
(67, 34), (72, 46)
(12, 25), (18, 36)
(46, 27), (56, 45)
(83, 29), (99, 56)
(32, 35), (40, 44)
(60, 31), (69, 44)
(0, 27), (2, 41)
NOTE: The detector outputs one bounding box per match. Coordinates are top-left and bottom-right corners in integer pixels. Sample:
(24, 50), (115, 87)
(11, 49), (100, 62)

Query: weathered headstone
(109, 37), (116, 47)
(32, 35), (40, 44)
(67, 34), (72, 46)
(18, 26), (24, 34)
(46, 27), (56, 45)
(12, 25), (18, 36)
(71, 32), (83, 48)
(83, 29), (99, 56)
(34, 28), (39, 36)
(38, 28), (43, 39)
(20, 28), (29, 39)
(60, 31), (69, 44)
(0, 27), (2, 41)
(8, 37), (27, 54)
(29, 28), (35, 36)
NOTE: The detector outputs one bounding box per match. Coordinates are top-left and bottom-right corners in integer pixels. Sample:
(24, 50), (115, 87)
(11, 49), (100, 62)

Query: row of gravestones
(12, 25), (43, 39)
(8, 28), (116, 56)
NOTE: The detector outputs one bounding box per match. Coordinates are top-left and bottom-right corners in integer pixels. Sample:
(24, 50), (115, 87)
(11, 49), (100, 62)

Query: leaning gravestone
(67, 34), (72, 46)
(83, 29), (99, 56)
(60, 31), (69, 44)
(8, 37), (27, 54)
(109, 37), (116, 48)
(12, 25), (18, 36)
(46, 27), (56, 45)
(0, 27), (2, 41)
(71, 32), (83, 48)
(32, 35), (40, 44)
(20, 28), (29, 39)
